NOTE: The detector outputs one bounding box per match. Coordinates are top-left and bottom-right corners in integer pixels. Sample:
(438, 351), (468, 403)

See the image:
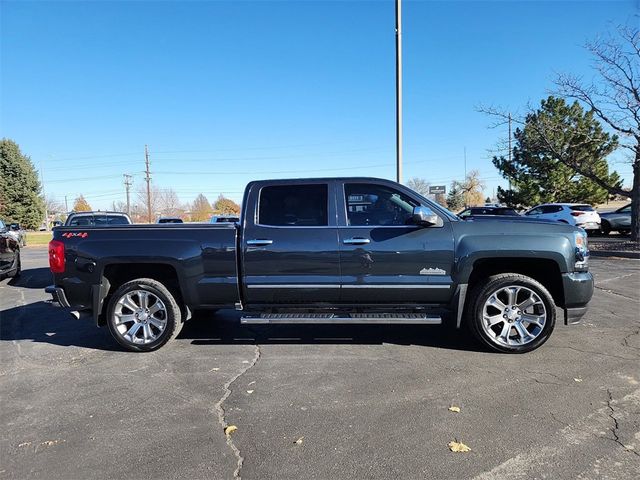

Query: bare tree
(157, 188), (184, 217)
(455, 170), (486, 207)
(44, 195), (65, 215)
(555, 24), (639, 241)
(405, 177), (431, 196)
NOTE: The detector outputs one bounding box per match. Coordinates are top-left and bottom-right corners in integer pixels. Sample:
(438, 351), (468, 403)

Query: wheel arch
(97, 263), (184, 326)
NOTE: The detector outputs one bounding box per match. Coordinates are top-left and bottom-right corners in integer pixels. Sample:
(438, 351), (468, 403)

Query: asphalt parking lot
(1, 248), (639, 480)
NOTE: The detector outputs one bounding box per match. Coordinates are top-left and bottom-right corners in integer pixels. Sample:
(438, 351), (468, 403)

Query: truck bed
(51, 223), (239, 312)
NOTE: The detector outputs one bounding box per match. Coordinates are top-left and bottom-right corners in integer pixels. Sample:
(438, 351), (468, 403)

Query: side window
(344, 184), (418, 226)
(258, 184), (328, 226)
(620, 205), (631, 213)
(526, 207), (542, 216)
(542, 205), (562, 214)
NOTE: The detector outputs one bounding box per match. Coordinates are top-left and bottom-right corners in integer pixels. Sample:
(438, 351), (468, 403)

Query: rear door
(337, 181), (455, 304)
(241, 181), (340, 305)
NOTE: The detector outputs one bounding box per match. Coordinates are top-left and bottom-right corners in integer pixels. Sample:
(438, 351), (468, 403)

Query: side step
(240, 313), (442, 325)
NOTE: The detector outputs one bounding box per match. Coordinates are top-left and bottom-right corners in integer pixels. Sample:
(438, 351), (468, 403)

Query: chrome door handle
(343, 237), (371, 245)
(247, 239), (273, 246)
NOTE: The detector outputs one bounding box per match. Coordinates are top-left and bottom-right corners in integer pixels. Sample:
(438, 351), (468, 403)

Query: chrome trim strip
(247, 284), (338, 289)
(246, 284), (449, 289)
(342, 284), (450, 289)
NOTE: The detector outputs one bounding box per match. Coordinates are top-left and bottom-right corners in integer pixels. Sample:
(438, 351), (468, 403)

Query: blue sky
(1, 0), (637, 209)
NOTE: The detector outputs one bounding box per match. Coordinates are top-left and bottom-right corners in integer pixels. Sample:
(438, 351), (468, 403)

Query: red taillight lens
(49, 240), (65, 273)
(570, 212), (583, 217)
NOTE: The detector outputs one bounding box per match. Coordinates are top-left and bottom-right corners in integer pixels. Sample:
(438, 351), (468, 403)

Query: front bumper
(561, 272), (594, 325)
(45, 285), (70, 308)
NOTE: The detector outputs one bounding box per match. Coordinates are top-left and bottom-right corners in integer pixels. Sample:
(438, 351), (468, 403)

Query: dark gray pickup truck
(47, 178), (593, 353)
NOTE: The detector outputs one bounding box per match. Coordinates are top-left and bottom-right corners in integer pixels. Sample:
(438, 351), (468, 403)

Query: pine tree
(0, 138), (45, 229)
(493, 97), (620, 208)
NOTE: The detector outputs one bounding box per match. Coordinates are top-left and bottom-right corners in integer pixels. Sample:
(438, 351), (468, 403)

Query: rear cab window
(258, 184), (328, 226)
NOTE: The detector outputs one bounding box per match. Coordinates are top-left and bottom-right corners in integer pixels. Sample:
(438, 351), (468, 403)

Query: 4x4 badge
(420, 267), (446, 276)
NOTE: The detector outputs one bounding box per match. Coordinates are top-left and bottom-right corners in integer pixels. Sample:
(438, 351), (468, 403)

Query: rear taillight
(49, 240), (65, 273)
(570, 212), (584, 217)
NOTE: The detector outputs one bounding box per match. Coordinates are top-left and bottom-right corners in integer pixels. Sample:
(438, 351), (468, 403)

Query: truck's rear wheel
(466, 274), (556, 353)
(106, 278), (183, 352)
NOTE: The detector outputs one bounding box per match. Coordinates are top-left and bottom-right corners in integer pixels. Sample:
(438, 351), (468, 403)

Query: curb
(590, 250), (640, 260)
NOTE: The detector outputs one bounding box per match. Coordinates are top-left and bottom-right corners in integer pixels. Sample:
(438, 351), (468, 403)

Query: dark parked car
(64, 211), (132, 227)
(157, 217), (184, 224)
(0, 219), (21, 279)
(599, 204), (631, 235)
(458, 206), (520, 219)
(8, 223), (26, 246)
(46, 177), (593, 354)
(210, 215), (240, 224)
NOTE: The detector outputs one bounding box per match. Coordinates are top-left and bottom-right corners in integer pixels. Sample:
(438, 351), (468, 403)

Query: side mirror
(412, 206), (439, 226)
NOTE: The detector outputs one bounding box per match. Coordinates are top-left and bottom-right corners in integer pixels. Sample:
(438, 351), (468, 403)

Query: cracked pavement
(1, 249), (639, 479)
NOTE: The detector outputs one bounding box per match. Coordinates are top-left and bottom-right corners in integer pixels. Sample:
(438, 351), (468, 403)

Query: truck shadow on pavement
(2, 267), (484, 353)
(184, 311), (484, 352)
(8, 267), (52, 289)
(1, 302), (484, 353)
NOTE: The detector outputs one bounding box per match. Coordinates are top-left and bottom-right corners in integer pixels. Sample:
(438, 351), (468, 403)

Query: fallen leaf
(294, 437), (304, 445)
(242, 360), (250, 364)
(209, 367), (220, 372)
(248, 381), (256, 386)
(18, 442), (31, 448)
(574, 378), (583, 382)
(448, 406), (461, 413)
(224, 425), (238, 436)
(448, 440), (471, 452)
(246, 390), (254, 394)
(40, 440), (64, 447)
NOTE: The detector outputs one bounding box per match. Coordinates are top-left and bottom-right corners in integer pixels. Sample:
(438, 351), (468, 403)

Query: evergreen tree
(493, 97), (620, 208)
(0, 139), (45, 229)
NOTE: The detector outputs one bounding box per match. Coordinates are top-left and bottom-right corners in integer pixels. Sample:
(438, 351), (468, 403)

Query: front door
(241, 181), (340, 305)
(338, 182), (455, 304)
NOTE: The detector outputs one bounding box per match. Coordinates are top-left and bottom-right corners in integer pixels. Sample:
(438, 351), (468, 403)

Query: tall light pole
(395, 0), (403, 184)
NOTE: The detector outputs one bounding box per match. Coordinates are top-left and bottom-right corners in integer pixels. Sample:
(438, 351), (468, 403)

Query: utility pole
(123, 174), (133, 216)
(395, 0), (402, 184)
(65, 195), (68, 213)
(508, 112), (512, 191)
(464, 146), (467, 180)
(144, 145), (152, 223)
(463, 147), (468, 208)
(40, 168), (48, 231)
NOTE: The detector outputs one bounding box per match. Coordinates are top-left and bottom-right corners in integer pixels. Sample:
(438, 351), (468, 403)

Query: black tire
(601, 221), (611, 235)
(466, 273), (556, 354)
(106, 278), (183, 352)
(7, 251), (21, 278)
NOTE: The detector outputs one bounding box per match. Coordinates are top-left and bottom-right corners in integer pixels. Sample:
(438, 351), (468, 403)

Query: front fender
(454, 233), (573, 283)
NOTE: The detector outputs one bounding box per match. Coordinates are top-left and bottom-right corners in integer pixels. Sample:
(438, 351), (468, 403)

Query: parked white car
(523, 203), (601, 232)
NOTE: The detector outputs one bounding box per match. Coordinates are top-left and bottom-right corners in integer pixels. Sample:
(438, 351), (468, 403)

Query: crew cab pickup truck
(46, 178), (594, 353)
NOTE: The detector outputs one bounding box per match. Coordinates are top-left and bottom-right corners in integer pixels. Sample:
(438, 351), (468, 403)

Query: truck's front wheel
(467, 274), (556, 353)
(106, 278), (183, 352)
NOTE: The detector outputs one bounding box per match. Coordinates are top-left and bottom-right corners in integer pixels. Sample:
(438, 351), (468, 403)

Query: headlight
(574, 230), (589, 271)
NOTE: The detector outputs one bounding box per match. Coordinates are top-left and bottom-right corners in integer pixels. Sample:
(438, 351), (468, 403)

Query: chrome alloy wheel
(113, 290), (168, 345)
(481, 285), (547, 347)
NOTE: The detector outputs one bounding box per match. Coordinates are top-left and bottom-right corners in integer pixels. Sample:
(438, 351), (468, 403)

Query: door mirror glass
(412, 206), (439, 226)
